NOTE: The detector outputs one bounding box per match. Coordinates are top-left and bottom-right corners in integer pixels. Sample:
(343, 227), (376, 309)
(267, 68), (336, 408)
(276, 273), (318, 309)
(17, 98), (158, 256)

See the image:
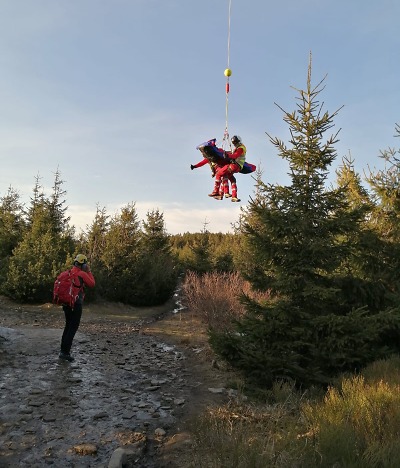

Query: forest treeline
(1, 63), (400, 388)
(0, 172), (242, 306)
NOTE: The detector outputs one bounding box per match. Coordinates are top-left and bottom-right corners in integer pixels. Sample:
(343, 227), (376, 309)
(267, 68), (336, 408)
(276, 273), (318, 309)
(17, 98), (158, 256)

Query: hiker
(209, 135), (246, 202)
(59, 254), (95, 362)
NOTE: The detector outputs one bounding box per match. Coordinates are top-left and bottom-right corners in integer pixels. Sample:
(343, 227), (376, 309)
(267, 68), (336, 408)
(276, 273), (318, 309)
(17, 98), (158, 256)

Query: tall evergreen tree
(100, 202), (141, 303)
(134, 209), (178, 305)
(141, 209), (170, 252)
(366, 123), (400, 235)
(76, 204), (110, 300)
(48, 169), (72, 235)
(0, 187), (25, 287)
(210, 58), (400, 387)
(335, 155), (387, 301)
(81, 205), (109, 264)
(336, 155), (371, 210)
(5, 173), (74, 302)
(187, 222), (213, 274)
(365, 123), (400, 291)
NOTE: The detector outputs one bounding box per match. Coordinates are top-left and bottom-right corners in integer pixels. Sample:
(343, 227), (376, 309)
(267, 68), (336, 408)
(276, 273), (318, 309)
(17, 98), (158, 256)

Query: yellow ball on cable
(224, 68), (232, 77)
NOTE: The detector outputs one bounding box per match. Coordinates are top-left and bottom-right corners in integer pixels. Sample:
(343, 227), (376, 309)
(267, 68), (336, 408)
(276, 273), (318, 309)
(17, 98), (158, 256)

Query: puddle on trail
(172, 286), (187, 315)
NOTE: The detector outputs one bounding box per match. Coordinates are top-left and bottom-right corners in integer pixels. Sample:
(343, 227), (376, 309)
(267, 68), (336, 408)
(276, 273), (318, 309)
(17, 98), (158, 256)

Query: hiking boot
(208, 192), (220, 197)
(231, 197), (241, 202)
(59, 352), (74, 362)
(225, 193), (232, 198)
(213, 195), (223, 200)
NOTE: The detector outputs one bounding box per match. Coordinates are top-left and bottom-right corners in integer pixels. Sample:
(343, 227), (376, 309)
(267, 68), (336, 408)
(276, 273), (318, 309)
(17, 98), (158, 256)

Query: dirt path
(0, 296), (231, 467)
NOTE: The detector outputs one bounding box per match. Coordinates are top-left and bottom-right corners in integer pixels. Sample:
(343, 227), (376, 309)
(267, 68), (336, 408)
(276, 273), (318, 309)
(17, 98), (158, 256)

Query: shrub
(302, 366), (400, 467)
(181, 271), (269, 332)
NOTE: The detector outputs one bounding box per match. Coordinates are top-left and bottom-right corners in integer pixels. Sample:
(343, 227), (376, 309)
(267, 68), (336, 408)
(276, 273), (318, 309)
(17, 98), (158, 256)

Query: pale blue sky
(0, 0), (398, 234)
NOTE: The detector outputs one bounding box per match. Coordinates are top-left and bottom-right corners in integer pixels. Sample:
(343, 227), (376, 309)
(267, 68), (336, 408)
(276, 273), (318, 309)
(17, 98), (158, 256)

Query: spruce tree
(82, 205), (109, 264)
(48, 169), (72, 235)
(187, 223), (213, 274)
(366, 123), (400, 240)
(336, 155), (371, 210)
(210, 58), (400, 387)
(5, 173), (75, 302)
(77, 204), (110, 300)
(335, 156), (389, 309)
(141, 209), (170, 253)
(134, 209), (178, 305)
(365, 123), (400, 291)
(100, 202), (141, 303)
(0, 187), (25, 287)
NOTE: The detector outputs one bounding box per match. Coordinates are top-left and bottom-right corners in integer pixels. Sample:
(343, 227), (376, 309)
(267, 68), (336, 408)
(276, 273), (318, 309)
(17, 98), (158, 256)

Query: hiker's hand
(190, 164), (195, 170)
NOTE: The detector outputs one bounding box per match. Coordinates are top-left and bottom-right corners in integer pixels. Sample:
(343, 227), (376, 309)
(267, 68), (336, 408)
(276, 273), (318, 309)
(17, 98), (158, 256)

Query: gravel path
(0, 300), (228, 467)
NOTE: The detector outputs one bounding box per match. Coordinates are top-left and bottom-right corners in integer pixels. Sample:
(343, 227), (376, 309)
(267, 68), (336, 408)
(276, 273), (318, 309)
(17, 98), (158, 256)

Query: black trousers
(61, 302), (83, 354)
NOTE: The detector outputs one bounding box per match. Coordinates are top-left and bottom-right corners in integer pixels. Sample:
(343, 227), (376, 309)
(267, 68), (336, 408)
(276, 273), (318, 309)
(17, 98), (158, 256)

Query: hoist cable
(227, 0), (231, 70)
(223, 0), (232, 149)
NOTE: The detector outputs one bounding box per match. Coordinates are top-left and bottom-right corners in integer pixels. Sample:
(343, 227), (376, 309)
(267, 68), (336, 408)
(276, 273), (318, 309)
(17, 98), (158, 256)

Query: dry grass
(188, 381), (309, 468)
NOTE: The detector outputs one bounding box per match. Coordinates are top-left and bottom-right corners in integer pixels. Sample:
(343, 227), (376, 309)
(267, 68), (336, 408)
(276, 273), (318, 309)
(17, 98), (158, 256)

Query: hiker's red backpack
(53, 269), (81, 307)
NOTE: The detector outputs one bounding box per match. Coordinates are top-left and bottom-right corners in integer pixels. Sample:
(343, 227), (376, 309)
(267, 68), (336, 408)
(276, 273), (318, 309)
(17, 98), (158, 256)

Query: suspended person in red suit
(190, 158), (233, 200)
(209, 135), (246, 202)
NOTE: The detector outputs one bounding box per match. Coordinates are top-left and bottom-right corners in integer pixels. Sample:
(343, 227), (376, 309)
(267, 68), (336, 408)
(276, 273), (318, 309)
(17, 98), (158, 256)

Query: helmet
(74, 254), (87, 265)
(231, 135), (242, 145)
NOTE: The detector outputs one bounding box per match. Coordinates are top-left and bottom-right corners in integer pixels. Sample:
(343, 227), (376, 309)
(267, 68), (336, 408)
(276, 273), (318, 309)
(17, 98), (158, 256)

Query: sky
(0, 0), (399, 235)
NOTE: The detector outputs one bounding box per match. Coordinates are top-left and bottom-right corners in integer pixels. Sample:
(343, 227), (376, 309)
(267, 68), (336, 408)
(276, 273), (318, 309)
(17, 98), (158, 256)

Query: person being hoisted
(208, 135), (246, 202)
(191, 156), (232, 200)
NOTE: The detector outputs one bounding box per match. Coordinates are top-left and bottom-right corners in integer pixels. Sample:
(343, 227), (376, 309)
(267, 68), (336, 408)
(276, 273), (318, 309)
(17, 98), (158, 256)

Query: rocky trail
(0, 296), (231, 467)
